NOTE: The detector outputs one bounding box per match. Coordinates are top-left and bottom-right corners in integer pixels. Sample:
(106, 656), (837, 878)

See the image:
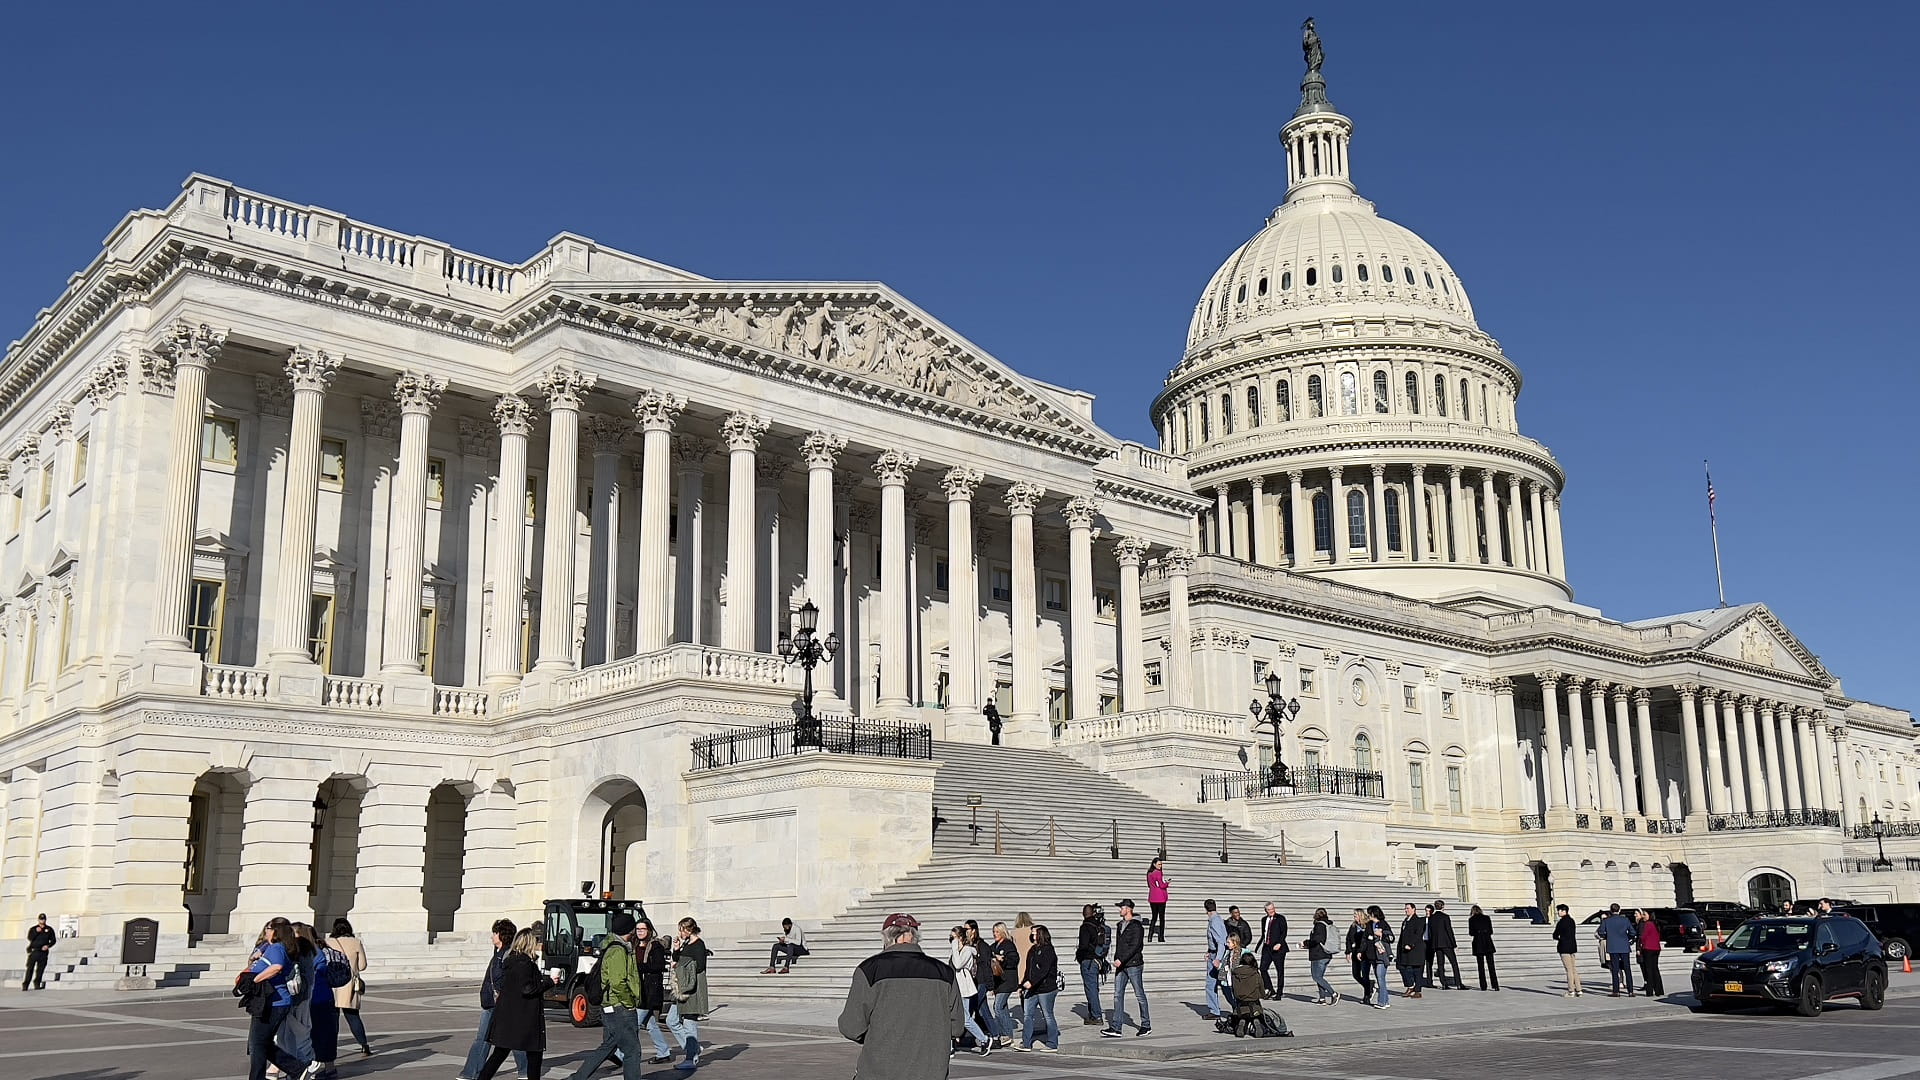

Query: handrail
(689, 719), (932, 771)
(1198, 765), (1385, 802)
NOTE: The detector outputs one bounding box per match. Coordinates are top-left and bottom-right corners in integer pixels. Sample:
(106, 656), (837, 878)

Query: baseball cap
(881, 913), (920, 931)
(1117, 898), (1136, 909)
(610, 911), (637, 936)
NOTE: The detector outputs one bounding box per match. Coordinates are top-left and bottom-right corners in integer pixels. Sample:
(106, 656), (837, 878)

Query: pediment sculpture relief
(1739, 622), (1779, 669)
(633, 295), (1068, 430)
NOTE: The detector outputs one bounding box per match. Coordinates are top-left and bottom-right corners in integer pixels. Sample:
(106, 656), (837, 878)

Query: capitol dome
(1152, 21), (1574, 610)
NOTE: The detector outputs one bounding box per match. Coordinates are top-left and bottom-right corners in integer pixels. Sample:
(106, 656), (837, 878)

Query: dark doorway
(1532, 861), (1553, 914)
(1671, 863), (1695, 907)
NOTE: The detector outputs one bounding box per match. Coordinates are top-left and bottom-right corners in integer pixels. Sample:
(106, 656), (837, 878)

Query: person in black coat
(1343, 909), (1373, 1002)
(1427, 901), (1463, 990)
(1258, 902), (1289, 1000)
(1396, 904), (1427, 999)
(476, 929), (555, 1080)
(1552, 904), (1583, 997)
(1019, 926), (1062, 1051)
(1466, 904), (1499, 991)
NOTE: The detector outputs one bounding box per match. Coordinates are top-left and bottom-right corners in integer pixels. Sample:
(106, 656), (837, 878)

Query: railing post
(995, 811), (1004, 856)
(1280, 829), (1287, 866)
(1110, 819), (1119, 860)
(1049, 816), (1057, 858)
(1158, 823), (1167, 861)
(971, 805), (980, 846)
(1220, 821), (1229, 864)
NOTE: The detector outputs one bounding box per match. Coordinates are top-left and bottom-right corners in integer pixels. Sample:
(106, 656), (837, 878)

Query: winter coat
(1397, 916), (1428, 968)
(1637, 919), (1663, 953)
(1428, 911), (1458, 951)
(487, 952), (553, 1052)
(1553, 916), (1580, 955)
(988, 938), (1020, 992)
(326, 934), (367, 1012)
(672, 938), (711, 1018)
(1075, 917), (1107, 963)
(950, 942), (979, 998)
(1113, 917), (1146, 970)
(1147, 868), (1169, 904)
(1013, 924), (1035, 982)
(1344, 922), (1370, 959)
(1306, 919), (1332, 962)
(1230, 955), (1263, 1013)
(1023, 942), (1060, 996)
(1468, 912), (1496, 956)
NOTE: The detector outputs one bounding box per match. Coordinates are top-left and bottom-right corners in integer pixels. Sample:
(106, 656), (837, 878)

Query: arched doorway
(576, 779), (647, 899)
(1531, 861), (1553, 915)
(1671, 863), (1695, 907)
(1746, 870), (1794, 912)
(184, 771), (246, 941)
(423, 784), (469, 938)
(309, 777), (366, 927)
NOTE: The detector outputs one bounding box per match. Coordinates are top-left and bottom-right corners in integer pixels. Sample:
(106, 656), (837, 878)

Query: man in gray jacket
(838, 913), (965, 1079)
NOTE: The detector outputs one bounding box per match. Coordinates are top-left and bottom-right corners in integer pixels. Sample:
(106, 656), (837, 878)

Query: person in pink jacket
(1146, 859), (1170, 943)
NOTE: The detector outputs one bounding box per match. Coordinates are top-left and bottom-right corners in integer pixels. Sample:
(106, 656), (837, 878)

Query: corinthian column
(1330, 467), (1349, 564)
(1612, 686), (1637, 815)
(1369, 464), (1388, 561)
(1771, 702), (1802, 812)
(1719, 692), (1748, 814)
(671, 437), (708, 646)
(1829, 718), (1855, 828)
(1545, 491), (1567, 577)
(1004, 481), (1046, 732)
(804, 431), (847, 649)
(146, 323), (226, 652)
(1677, 684), (1708, 816)
(1506, 475), (1525, 569)
(1409, 464), (1429, 562)
(1700, 687), (1728, 814)
(1214, 486), (1230, 556)
(1446, 464), (1466, 563)
(633, 389), (685, 653)
(580, 415), (626, 667)
(1538, 671), (1567, 809)
(873, 450), (919, 715)
(380, 371), (447, 674)
(1565, 677), (1592, 810)
(1797, 708), (1826, 812)
(268, 347), (342, 665)
(1287, 470), (1309, 568)
(1589, 681), (1615, 813)
(1480, 470), (1505, 565)
(1113, 537), (1150, 711)
(1632, 688), (1660, 816)
(1249, 476), (1273, 566)
(1064, 495), (1101, 720)
(940, 465), (983, 732)
(1756, 699), (1784, 813)
(1164, 549), (1195, 708)
(533, 367), (595, 672)
(485, 396), (533, 688)
(719, 412), (769, 652)
(1527, 480), (1548, 572)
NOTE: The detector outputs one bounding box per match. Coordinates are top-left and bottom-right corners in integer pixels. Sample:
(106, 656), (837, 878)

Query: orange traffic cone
(1903, 953), (1912, 975)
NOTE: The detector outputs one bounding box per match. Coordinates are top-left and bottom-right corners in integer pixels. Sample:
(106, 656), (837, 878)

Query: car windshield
(1725, 922), (1811, 952)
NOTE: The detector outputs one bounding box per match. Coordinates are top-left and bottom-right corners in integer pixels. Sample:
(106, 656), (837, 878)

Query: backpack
(582, 937), (629, 1009)
(1092, 919), (1111, 960)
(321, 947), (354, 988)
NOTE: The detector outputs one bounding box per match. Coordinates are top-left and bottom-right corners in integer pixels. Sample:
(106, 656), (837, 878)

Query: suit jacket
(1262, 913), (1289, 953)
(1429, 911), (1458, 951)
(1397, 916), (1428, 967)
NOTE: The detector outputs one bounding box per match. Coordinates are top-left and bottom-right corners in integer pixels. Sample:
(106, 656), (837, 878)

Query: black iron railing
(1646, 817), (1688, 834)
(1708, 809), (1841, 832)
(1197, 765), (1385, 803)
(689, 719), (933, 771)
(1850, 819), (1920, 840)
(1518, 813), (1545, 831)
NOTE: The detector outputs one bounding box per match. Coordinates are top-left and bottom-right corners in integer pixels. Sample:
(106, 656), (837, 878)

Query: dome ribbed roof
(1186, 193), (1477, 355)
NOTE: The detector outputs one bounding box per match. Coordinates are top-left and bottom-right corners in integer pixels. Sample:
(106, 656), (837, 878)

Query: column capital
(458, 417), (494, 457)
(361, 396), (399, 439)
(801, 431), (847, 469)
(392, 371), (448, 415)
(161, 320), (227, 371)
(1162, 548), (1196, 574)
(1758, 700), (1778, 716)
(870, 448), (919, 486)
(493, 394), (535, 437)
(1249, 475), (1266, 492)
(1563, 674), (1589, 692)
(1112, 536), (1152, 567)
(1004, 480), (1045, 515)
(581, 414), (629, 454)
(672, 435), (712, 469)
(85, 353), (133, 406)
(755, 455), (789, 484)
(940, 465), (984, 501)
(1370, 462), (1387, 480)
(632, 388), (686, 432)
(1491, 675), (1515, 696)
(1286, 468), (1306, 484)
(285, 347), (342, 392)
(1527, 478), (1545, 495)
(1610, 683), (1633, 702)
(1410, 462), (1427, 476)
(1446, 463), (1465, 480)
(721, 411), (770, 452)
(1062, 495), (1102, 529)
(1536, 668), (1561, 689)
(1675, 682), (1699, 701)
(1546, 491), (1562, 508)
(537, 365), (596, 411)
(1633, 687), (1653, 705)
(46, 404), (74, 439)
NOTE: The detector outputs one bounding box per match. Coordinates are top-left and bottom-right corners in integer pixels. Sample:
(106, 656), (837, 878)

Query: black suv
(1833, 904), (1920, 962)
(1580, 907), (1708, 952)
(1691, 916), (1888, 1016)
(1691, 901), (1763, 936)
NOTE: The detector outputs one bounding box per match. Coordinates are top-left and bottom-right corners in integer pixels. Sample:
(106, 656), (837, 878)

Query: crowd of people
(233, 917), (372, 1080)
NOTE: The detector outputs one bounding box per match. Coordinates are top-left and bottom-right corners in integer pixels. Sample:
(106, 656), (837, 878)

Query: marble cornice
(1161, 323), (1515, 401)
(1184, 429), (1564, 489)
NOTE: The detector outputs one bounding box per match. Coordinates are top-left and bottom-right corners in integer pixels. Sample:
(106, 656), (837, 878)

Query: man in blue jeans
(1597, 904), (1636, 996)
(1101, 899), (1151, 1038)
(459, 920), (529, 1080)
(1074, 905), (1107, 1026)
(1203, 899), (1229, 1017)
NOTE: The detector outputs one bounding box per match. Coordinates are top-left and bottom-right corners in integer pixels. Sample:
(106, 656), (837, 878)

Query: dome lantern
(1281, 18), (1356, 203)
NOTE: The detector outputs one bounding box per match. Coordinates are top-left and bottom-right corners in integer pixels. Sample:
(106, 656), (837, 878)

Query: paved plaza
(8, 971), (1920, 1080)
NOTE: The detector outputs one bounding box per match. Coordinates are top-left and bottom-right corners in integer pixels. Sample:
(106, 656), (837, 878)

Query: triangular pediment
(1696, 606), (1828, 682)
(568, 285), (1115, 453)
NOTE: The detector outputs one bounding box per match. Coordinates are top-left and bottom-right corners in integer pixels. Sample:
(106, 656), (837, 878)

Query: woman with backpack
(666, 917), (710, 1071)
(1365, 905), (1394, 1009)
(271, 923), (320, 1075)
(1305, 908), (1338, 1005)
(325, 919), (372, 1056)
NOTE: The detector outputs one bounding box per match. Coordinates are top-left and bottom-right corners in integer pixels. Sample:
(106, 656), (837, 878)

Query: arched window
(1308, 374), (1325, 417)
(1247, 385), (1261, 427)
(1331, 263), (1344, 284)
(1372, 370), (1390, 413)
(1257, 276), (1268, 296)
(1385, 489), (1403, 552)
(1381, 264), (1393, 283)
(1339, 370), (1358, 415)
(1199, 400), (1211, 441)
(1277, 380), (1292, 421)
(1220, 392), (1234, 434)
(1354, 732), (1374, 773)
(1347, 489), (1369, 548)
(1441, 277), (1451, 295)
(1424, 271), (1434, 289)
(1236, 283), (1247, 304)
(1281, 271), (1293, 291)
(1311, 491), (1333, 552)
(1405, 371), (1420, 414)
(1434, 375), (1448, 417)
(1460, 379), (1471, 421)
(1305, 267), (1317, 287)
(1405, 266), (1416, 286)
(1481, 385), (1490, 424)
(1356, 263), (1369, 282)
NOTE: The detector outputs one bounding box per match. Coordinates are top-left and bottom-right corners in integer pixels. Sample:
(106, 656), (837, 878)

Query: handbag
(990, 954), (1005, 978)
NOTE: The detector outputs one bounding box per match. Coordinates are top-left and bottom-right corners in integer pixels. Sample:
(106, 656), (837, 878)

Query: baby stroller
(1219, 952), (1293, 1038)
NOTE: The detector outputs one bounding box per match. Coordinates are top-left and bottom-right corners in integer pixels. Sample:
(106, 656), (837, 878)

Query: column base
(379, 671), (438, 712)
(267, 657), (325, 705)
(513, 670), (564, 708)
(1003, 712), (1048, 749)
(130, 647), (203, 695)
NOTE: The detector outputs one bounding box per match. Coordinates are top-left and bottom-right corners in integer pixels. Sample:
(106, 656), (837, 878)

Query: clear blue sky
(2, 2), (1913, 708)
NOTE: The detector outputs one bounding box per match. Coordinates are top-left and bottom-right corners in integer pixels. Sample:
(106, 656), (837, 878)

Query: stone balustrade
(1055, 706), (1245, 744)
(203, 664), (270, 701)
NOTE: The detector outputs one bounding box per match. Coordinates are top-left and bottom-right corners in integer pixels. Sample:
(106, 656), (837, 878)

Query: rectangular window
(1145, 661), (1163, 688)
(200, 416), (239, 464)
(1409, 761), (1427, 811)
(9, 486), (21, 532)
(71, 433), (89, 488)
(1303, 748), (1322, 772)
(57, 590), (74, 672)
(525, 478), (540, 521)
(1441, 690), (1456, 717)
(990, 568), (1012, 603)
(1447, 765), (1464, 813)
(37, 461), (52, 511)
(419, 606), (438, 677)
(934, 558), (950, 593)
(188, 579), (224, 661)
(1252, 659), (1269, 685)
(1454, 862), (1470, 901)
(307, 595), (336, 671)
(426, 458), (447, 503)
(1048, 687), (1068, 721)
(319, 439), (348, 486)
(993, 681), (1012, 710)
(1299, 668), (1316, 695)
(1043, 577), (1066, 612)
(934, 670), (949, 709)
(1415, 859), (1431, 890)
(1403, 685), (1418, 710)
(1100, 693), (1119, 715)
(1094, 587), (1116, 620)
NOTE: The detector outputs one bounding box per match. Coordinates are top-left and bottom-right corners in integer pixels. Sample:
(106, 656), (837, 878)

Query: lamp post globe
(1873, 811), (1893, 870)
(780, 599), (836, 748)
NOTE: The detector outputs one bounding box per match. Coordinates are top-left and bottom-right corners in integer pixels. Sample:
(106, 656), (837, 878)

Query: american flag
(1705, 465), (1718, 526)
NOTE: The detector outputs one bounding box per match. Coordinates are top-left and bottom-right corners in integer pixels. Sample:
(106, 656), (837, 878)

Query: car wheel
(1883, 938), (1910, 962)
(1864, 968), (1887, 1011)
(1795, 974), (1824, 1018)
(570, 988), (597, 1027)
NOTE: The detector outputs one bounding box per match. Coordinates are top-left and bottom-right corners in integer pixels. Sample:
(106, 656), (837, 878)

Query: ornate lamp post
(1872, 811), (1893, 870)
(1250, 671), (1302, 790)
(778, 600), (838, 748)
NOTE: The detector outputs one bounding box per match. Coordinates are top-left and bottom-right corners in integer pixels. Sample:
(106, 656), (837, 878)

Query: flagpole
(1705, 459), (1727, 609)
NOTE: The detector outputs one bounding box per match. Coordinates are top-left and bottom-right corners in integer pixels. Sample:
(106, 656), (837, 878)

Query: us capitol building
(0, 32), (1912, 968)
